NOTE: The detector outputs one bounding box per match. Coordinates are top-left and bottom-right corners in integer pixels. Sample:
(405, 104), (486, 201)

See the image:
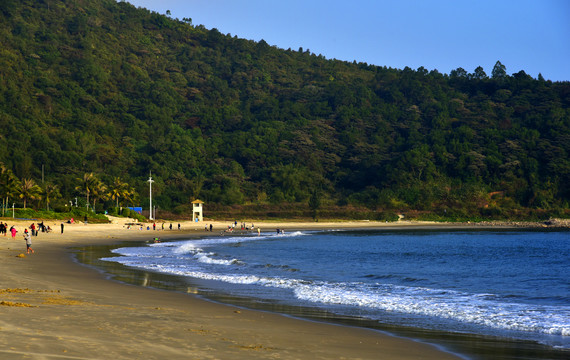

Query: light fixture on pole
(148, 172), (154, 220)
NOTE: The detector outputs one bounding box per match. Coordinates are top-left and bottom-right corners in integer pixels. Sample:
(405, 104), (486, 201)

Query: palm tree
(90, 179), (108, 212)
(19, 178), (42, 209)
(0, 164), (18, 216)
(123, 186), (138, 208)
(76, 173), (96, 208)
(43, 183), (61, 211)
(109, 177), (129, 208)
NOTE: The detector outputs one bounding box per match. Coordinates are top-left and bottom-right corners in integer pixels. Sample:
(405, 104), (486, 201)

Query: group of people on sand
(219, 221), (262, 236)
(1, 223), (36, 254)
(1, 220), (63, 254)
(23, 223), (51, 254)
(28, 222), (52, 236)
(0, 222), (18, 238)
(152, 222), (181, 231)
(127, 222), (181, 231)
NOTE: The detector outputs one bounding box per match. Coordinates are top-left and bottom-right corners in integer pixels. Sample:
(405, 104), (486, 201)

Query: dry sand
(0, 218), (465, 359)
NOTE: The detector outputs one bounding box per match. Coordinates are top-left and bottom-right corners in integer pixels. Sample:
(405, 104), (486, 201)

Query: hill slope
(1, 0), (569, 217)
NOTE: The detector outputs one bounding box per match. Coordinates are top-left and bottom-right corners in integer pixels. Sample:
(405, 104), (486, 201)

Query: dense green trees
(0, 0), (568, 219)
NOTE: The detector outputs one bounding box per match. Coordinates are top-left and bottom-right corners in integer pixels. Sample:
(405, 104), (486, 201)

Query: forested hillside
(1, 0), (569, 219)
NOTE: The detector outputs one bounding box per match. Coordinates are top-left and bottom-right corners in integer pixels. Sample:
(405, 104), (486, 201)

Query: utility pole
(148, 172), (154, 220)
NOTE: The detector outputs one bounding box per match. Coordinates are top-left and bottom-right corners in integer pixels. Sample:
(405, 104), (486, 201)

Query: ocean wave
(105, 248), (570, 337)
(151, 231), (307, 251)
(195, 252), (241, 266)
(293, 282), (570, 336)
(139, 232), (309, 267)
(103, 231), (570, 341)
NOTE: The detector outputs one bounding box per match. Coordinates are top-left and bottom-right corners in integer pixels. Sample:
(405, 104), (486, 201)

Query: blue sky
(124, 0), (570, 81)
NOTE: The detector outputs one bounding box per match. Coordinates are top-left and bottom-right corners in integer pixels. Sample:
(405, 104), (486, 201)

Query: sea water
(98, 229), (569, 358)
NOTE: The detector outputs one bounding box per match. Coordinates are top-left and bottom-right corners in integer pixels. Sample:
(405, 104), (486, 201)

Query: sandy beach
(0, 218), (478, 359)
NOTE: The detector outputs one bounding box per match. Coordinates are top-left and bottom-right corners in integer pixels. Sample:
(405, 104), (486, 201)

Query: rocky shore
(470, 218), (570, 228)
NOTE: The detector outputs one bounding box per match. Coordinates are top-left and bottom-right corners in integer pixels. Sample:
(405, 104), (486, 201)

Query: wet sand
(0, 218), (468, 359)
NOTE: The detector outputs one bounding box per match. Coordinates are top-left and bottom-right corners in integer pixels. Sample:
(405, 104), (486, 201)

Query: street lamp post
(148, 173), (154, 220)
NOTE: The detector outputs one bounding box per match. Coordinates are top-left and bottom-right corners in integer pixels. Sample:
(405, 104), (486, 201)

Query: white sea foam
(292, 282), (570, 336)
(144, 231), (308, 267)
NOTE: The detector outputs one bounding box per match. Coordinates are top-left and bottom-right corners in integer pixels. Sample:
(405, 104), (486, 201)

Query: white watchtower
(192, 199), (204, 222)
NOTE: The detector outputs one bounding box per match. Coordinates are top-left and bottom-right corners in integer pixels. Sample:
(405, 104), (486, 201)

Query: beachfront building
(192, 199), (204, 222)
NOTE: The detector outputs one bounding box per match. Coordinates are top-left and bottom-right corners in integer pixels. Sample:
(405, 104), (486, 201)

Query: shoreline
(0, 219), (468, 359)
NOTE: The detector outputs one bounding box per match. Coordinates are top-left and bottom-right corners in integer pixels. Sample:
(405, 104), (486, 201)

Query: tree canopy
(1, 0), (569, 219)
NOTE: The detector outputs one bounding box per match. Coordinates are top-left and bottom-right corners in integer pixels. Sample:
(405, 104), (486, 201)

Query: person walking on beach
(10, 226), (17, 239)
(178, 223), (181, 231)
(24, 229), (34, 254)
(61, 222), (64, 234)
(169, 223), (172, 230)
(210, 223), (213, 232)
